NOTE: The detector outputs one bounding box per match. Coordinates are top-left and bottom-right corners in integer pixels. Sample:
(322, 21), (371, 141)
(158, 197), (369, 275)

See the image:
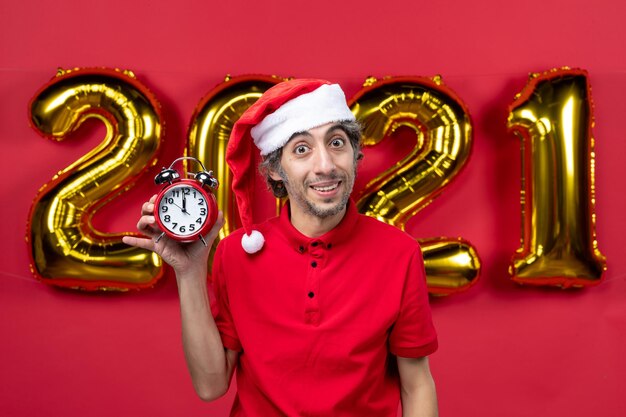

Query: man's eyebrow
(324, 124), (349, 137)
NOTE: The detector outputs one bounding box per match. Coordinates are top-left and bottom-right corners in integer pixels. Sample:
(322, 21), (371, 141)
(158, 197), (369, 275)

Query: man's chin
(305, 197), (349, 218)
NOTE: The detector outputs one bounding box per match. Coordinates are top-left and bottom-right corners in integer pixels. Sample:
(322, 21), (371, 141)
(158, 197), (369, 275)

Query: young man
(123, 79), (438, 416)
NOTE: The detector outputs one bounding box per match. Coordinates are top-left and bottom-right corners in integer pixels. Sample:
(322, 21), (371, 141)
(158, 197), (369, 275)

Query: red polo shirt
(211, 202), (437, 416)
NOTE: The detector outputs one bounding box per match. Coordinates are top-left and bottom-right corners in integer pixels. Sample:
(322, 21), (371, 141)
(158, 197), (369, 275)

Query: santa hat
(226, 78), (356, 254)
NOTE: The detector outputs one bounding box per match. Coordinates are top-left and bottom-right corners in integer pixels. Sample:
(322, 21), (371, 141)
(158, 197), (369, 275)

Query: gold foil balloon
(507, 68), (606, 287)
(27, 68), (163, 290)
(187, 75), (283, 265)
(351, 76), (480, 295)
(420, 237), (481, 296)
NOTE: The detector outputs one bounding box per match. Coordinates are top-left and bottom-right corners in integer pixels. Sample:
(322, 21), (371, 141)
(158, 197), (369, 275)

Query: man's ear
(268, 169), (282, 181)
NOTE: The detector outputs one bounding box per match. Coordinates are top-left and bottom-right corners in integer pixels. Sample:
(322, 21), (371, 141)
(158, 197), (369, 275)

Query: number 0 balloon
(187, 75), (283, 241)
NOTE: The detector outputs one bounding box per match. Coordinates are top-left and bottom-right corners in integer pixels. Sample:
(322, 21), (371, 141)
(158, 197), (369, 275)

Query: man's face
(270, 123), (357, 220)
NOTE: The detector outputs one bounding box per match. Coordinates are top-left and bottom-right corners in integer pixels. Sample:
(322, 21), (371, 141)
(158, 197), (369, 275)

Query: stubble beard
(278, 167), (356, 219)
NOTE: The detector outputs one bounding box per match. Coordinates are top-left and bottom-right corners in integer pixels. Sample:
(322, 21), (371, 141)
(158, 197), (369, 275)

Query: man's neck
(288, 204), (347, 238)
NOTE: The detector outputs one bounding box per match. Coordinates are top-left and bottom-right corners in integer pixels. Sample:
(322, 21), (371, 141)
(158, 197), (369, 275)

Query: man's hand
(123, 195), (234, 401)
(122, 194), (224, 276)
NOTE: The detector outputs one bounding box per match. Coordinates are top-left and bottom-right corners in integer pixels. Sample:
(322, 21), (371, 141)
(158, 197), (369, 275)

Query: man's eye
(294, 145), (309, 154)
(330, 138), (345, 147)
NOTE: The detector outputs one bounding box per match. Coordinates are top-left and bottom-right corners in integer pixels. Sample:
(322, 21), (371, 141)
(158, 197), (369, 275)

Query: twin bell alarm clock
(153, 157), (219, 246)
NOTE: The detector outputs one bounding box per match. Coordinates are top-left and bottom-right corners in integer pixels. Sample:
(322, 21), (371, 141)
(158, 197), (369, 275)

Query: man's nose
(313, 147), (336, 174)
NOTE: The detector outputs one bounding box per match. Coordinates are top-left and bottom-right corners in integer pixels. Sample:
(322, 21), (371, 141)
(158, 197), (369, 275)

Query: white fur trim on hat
(250, 84), (355, 155)
(241, 230), (265, 254)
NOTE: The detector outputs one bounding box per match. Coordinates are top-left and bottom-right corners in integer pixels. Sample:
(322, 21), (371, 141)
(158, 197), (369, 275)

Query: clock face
(156, 183), (210, 237)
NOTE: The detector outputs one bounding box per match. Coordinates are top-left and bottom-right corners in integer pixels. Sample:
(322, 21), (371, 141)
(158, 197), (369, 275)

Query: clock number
(27, 68), (163, 290)
(183, 188), (190, 195)
(351, 76), (480, 295)
(161, 205), (168, 212)
(166, 197), (174, 204)
(189, 224), (195, 232)
(172, 222), (178, 229)
(180, 226), (186, 233)
(200, 208), (206, 215)
(196, 217), (202, 224)
(198, 198), (204, 205)
(164, 215), (171, 222)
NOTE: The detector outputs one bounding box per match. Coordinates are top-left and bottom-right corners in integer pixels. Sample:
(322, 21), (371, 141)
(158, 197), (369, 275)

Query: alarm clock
(153, 157), (219, 246)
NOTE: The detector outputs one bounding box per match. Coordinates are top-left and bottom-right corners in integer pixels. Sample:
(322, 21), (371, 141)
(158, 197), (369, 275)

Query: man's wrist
(175, 265), (208, 285)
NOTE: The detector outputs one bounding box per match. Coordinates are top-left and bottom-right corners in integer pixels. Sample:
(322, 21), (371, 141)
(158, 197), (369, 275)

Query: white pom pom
(241, 230), (265, 254)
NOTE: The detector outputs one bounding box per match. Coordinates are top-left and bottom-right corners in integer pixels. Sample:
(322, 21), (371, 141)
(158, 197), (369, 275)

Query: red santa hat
(226, 78), (355, 254)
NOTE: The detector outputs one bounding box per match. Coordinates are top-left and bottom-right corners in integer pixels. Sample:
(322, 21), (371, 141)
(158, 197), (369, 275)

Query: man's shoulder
(355, 212), (419, 247)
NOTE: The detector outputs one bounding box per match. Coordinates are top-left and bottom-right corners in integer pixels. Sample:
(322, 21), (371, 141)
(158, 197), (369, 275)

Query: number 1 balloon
(507, 68), (606, 287)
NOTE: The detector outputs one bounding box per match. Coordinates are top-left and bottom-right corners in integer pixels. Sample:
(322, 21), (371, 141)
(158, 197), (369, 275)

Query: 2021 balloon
(27, 69), (605, 293)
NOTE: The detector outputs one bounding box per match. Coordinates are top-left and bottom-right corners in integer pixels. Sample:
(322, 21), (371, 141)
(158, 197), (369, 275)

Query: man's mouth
(310, 181), (341, 193)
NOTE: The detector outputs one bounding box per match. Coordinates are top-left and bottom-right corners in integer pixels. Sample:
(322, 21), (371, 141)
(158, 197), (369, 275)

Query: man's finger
(141, 202), (155, 216)
(137, 215), (161, 236)
(122, 235), (156, 251)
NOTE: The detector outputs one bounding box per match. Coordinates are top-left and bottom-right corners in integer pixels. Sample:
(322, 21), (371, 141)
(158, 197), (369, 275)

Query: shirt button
(308, 292), (315, 298)
(298, 245), (305, 253)
(327, 243), (332, 249)
(311, 241), (319, 247)
(311, 261), (317, 268)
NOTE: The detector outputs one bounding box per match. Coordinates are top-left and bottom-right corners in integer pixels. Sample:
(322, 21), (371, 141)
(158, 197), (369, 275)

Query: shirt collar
(278, 199), (359, 253)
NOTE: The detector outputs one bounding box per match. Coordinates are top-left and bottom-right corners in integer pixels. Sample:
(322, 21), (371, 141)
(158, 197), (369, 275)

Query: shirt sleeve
(210, 241), (243, 352)
(389, 245), (438, 358)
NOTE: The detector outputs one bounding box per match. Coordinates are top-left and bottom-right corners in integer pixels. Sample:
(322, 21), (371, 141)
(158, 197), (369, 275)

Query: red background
(2, 1), (626, 416)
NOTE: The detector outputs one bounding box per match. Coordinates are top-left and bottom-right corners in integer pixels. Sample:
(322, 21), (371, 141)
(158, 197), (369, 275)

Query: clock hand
(171, 202), (190, 214)
(182, 193), (187, 213)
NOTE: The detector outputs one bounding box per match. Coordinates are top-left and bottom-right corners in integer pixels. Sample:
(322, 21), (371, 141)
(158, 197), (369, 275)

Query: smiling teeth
(312, 184), (338, 192)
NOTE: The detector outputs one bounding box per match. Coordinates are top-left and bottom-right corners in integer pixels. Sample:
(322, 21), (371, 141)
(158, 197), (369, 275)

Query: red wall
(2, 1), (625, 416)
